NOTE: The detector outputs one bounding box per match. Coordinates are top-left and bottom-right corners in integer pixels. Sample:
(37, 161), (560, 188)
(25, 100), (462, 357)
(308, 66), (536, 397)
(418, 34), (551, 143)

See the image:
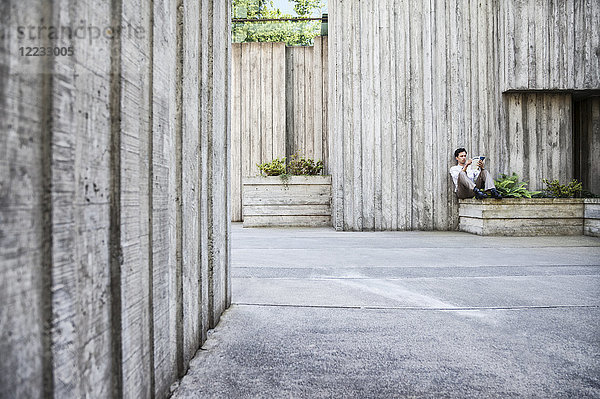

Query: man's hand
(462, 159), (472, 172)
(478, 159), (485, 170)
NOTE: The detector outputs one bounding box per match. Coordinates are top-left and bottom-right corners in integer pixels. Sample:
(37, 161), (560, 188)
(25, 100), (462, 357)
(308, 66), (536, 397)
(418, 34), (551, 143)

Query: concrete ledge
(243, 176), (332, 227)
(584, 199), (600, 237)
(458, 198), (598, 236)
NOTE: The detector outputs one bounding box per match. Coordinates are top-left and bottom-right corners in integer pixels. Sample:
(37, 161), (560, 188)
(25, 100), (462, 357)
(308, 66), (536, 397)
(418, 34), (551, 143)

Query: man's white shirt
(449, 165), (480, 192)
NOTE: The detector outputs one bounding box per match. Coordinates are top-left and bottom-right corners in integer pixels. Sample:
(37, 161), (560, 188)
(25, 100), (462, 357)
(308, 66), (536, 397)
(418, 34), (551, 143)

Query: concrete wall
(286, 37), (329, 171)
(231, 42), (286, 222)
(502, 93), (573, 190)
(574, 97), (600, 194)
(497, 0), (600, 192)
(500, 0), (600, 90)
(0, 0), (231, 398)
(328, 0), (600, 231)
(231, 37), (329, 222)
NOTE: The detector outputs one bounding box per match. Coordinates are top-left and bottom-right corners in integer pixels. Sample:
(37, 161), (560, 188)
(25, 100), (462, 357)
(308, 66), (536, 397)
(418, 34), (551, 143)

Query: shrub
(257, 153), (324, 177)
(287, 152), (323, 176)
(542, 178), (582, 198)
(257, 157), (286, 176)
(581, 189), (599, 198)
(494, 173), (541, 198)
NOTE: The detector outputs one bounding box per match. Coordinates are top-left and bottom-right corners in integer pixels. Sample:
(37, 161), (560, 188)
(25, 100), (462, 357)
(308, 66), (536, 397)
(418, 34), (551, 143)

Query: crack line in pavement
(232, 275), (600, 280)
(232, 264), (600, 269)
(232, 302), (600, 311)
(233, 246), (600, 250)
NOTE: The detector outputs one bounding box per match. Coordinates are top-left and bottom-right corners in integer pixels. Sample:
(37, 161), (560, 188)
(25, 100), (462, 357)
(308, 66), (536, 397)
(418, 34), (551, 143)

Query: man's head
(454, 147), (467, 165)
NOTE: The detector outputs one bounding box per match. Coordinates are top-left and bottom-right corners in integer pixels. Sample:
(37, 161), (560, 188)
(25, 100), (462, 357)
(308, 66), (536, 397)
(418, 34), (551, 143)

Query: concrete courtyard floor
(173, 224), (600, 398)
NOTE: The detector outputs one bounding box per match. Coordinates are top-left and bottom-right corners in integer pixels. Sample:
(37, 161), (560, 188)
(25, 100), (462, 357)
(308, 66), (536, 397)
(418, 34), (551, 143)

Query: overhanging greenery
(233, 0), (324, 46)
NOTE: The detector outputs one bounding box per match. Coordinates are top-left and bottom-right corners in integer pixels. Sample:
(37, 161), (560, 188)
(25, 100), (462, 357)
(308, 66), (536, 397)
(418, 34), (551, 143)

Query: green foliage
(234, 0), (274, 18)
(287, 152), (323, 175)
(257, 157), (286, 176)
(256, 153), (324, 178)
(494, 173), (541, 198)
(233, 0), (323, 46)
(293, 0), (323, 15)
(581, 189), (599, 198)
(542, 178), (583, 198)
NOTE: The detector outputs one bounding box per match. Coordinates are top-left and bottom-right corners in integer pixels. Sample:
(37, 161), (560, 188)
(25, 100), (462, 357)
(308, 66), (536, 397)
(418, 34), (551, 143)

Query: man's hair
(454, 147), (467, 158)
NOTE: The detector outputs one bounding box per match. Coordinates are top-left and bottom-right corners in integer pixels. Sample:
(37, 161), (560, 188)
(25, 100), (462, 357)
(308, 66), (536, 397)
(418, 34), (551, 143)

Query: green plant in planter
(542, 178), (582, 198)
(287, 152), (324, 176)
(494, 173), (541, 198)
(581, 189), (599, 198)
(257, 157), (286, 176)
(257, 153), (324, 189)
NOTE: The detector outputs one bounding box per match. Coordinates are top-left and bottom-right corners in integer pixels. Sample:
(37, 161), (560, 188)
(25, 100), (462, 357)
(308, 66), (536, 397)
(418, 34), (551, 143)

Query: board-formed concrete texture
(243, 176), (332, 227)
(585, 199), (600, 237)
(231, 38), (330, 222)
(0, 0), (231, 398)
(328, 0), (600, 231)
(459, 198), (590, 236)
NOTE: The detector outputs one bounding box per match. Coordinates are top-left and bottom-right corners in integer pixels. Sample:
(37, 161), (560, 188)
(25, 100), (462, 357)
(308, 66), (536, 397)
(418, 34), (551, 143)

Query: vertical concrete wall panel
(151, 0), (179, 395)
(198, 0), (211, 344)
(0, 2), (48, 397)
(350, 0), (362, 230)
(378, 0), (392, 230)
(182, 0), (201, 371)
(272, 43), (286, 164)
(261, 43), (273, 161)
(207, 0), (231, 328)
(575, 97), (600, 194)
(49, 1), (114, 396)
(313, 38), (323, 165)
(118, 0), (153, 396)
(225, 0), (233, 308)
(320, 37), (329, 174)
(432, 0), (449, 230)
(329, 0), (343, 230)
(231, 44), (242, 223)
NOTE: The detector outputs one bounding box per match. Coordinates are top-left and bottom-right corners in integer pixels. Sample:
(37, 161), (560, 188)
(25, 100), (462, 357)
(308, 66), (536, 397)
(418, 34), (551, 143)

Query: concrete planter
(459, 198), (600, 236)
(584, 199), (600, 237)
(242, 176), (332, 227)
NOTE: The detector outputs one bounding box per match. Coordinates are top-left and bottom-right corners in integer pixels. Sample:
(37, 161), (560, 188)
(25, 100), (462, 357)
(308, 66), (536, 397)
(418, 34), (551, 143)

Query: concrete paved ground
(173, 224), (600, 398)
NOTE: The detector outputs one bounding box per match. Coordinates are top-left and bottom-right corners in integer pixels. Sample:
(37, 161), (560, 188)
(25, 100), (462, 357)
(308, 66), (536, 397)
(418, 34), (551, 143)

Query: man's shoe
(489, 188), (502, 199)
(473, 187), (488, 199)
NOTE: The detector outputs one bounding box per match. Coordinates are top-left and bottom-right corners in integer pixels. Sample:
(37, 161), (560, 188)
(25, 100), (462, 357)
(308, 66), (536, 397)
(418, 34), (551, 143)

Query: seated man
(449, 147), (502, 199)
